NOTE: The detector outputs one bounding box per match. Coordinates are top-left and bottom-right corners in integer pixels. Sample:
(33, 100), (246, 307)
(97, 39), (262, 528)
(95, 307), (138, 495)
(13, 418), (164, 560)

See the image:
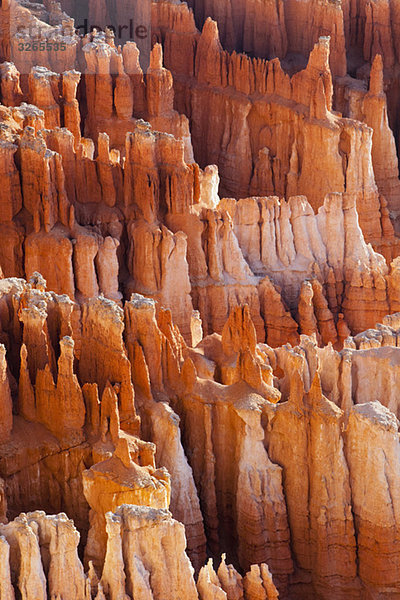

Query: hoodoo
(1, 0), (400, 598)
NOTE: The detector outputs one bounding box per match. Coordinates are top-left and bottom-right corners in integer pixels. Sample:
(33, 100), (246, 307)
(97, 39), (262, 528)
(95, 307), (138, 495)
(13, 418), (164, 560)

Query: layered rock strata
(0, 1), (400, 599)
(3, 275), (400, 597)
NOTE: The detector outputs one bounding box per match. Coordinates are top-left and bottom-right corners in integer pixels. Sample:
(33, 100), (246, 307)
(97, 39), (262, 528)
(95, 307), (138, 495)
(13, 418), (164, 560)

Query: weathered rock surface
(1, 0), (400, 599)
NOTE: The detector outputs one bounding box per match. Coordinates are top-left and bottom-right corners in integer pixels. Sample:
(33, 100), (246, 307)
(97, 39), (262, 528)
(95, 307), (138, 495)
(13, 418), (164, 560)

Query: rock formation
(1, 0), (400, 598)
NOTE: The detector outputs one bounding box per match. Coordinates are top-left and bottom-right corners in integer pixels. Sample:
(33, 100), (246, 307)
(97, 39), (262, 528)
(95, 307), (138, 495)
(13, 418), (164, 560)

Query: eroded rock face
(2, 0), (400, 598)
(0, 505), (282, 600)
(3, 280), (400, 598)
(0, 25), (398, 349)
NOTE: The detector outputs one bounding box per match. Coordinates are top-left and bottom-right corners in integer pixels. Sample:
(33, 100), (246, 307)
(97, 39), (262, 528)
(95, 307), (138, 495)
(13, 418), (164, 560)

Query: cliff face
(1, 270), (400, 598)
(156, 0), (400, 234)
(186, 0), (345, 76)
(161, 17), (394, 246)
(2, 0), (400, 599)
(181, 0), (400, 155)
(1, 50), (398, 347)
